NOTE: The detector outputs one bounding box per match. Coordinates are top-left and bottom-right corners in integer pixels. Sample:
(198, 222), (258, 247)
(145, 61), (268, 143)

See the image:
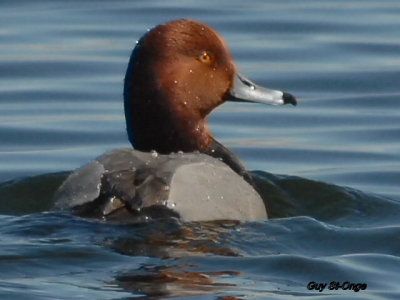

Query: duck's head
(124, 19), (296, 154)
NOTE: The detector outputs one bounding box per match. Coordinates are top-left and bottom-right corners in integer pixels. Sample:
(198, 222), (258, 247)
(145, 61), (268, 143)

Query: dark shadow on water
(0, 172), (68, 215)
(250, 170), (400, 226)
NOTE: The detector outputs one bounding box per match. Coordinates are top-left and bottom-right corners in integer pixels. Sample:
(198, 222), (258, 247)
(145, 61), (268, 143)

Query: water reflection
(105, 219), (241, 258)
(114, 264), (240, 298)
(104, 219), (241, 298)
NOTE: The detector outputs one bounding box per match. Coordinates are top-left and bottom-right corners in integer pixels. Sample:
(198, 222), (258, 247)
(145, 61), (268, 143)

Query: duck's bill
(228, 73), (297, 106)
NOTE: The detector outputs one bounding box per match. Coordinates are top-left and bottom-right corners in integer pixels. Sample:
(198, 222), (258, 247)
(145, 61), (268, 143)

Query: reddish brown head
(124, 19), (296, 154)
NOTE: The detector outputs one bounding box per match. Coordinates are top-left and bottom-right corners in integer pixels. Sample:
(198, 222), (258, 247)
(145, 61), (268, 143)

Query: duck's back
(55, 148), (268, 222)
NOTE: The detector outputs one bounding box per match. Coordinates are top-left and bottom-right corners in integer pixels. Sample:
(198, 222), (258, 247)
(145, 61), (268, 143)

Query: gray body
(55, 148), (268, 222)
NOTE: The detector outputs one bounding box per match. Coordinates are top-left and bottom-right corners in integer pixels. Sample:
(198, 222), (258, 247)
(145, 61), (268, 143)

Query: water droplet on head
(174, 80), (178, 84)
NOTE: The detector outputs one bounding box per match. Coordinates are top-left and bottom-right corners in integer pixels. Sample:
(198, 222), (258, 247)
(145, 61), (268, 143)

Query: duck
(55, 19), (297, 222)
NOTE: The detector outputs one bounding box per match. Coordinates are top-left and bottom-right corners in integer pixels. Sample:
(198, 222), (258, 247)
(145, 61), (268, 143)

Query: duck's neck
(125, 96), (212, 154)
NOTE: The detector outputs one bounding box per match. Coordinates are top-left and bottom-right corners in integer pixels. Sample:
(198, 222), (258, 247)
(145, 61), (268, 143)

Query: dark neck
(125, 91), (211, 153)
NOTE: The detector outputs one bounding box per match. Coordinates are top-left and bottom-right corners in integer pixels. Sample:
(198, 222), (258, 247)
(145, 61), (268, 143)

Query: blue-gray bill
(228, 73), (297, 106)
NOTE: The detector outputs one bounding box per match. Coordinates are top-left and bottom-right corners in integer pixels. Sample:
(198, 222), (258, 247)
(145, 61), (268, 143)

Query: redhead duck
(55, 19), (297, 222)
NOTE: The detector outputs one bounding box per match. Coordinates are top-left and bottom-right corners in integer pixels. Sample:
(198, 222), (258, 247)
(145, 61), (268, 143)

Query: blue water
(1, 0), (400, 299)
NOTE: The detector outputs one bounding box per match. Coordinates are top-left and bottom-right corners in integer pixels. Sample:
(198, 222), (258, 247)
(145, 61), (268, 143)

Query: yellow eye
(198, 51), (213, 63)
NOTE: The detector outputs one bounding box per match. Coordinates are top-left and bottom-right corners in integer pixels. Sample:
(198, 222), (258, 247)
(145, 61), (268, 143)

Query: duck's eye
(198, 51), (214, 64)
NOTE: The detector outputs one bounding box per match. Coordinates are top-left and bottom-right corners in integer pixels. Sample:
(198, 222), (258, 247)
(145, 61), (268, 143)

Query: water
(1, 0), (400, 299)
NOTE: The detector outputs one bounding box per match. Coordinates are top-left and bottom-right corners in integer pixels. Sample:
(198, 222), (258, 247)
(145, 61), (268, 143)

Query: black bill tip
(283, 92), (297, 106)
